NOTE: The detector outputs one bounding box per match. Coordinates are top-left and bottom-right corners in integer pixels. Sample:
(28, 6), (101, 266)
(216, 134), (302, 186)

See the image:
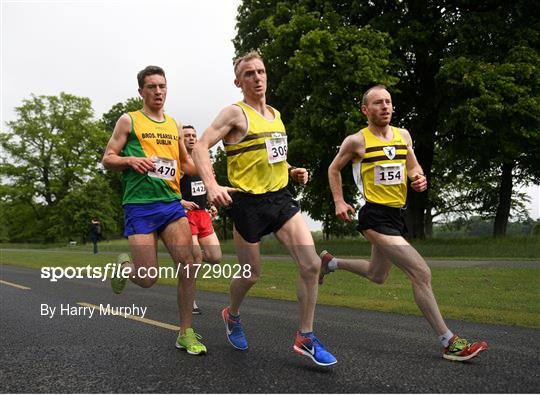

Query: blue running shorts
(123, 200), (186, 237)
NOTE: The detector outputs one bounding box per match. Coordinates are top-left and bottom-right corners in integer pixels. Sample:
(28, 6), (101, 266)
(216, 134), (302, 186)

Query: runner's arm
(181, 199), (200, 211)
(287, 163), (309, 185)
(192, 106), (241, 206)
(328, 134), (361, 221)
(401, 129), (427, 192)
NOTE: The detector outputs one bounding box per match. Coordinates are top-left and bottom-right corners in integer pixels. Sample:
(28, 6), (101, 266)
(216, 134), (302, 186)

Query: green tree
(427, 165), (531, 236)
(438, 0), (540, 236)
(234, 0), (458, 238)
(100, 97), (143, 132)
(0, 199), (48, 242)
(235, 0), (540, 238)
(48, 176), (120, 242)
(0, 92), (112, 242)
(531, 221), (540, 236)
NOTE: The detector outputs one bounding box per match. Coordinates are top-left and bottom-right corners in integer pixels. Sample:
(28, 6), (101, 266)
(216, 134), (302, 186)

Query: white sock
(439, 330), (454, 347)
(328, 258), (338, 271)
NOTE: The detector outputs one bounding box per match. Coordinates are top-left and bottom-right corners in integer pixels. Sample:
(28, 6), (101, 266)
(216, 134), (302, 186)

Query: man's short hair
(362, 84), (388, 106)
(182, 125), (195, 130)
(233, 51), (263, 77)
(137, 66), (166, 89)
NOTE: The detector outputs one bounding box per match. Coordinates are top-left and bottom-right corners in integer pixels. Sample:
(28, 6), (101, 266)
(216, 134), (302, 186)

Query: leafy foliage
(0, 93), (114, 242)
(234, 0), (540, 237)
(437, 1), (540, 235)
(100, 97), (143, 133)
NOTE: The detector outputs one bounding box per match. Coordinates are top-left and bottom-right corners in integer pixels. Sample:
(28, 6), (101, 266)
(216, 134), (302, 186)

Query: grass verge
(2, 249), (538, 328)
(2, 235), (539, 259)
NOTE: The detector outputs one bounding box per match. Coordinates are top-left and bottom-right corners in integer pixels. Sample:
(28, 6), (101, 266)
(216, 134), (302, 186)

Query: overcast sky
(1, 0), (538, 221)
(2, 0), (243, 131)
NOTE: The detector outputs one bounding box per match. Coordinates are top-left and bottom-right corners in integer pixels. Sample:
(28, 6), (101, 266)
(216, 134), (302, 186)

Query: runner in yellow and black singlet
(222, 100), (299, 243)
(192, 51), (337, 366)
(323, 84), (488, 362)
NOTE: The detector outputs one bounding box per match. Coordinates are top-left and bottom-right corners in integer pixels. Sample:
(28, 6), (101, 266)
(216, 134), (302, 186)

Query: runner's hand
(181, 200), (200, 211)
(291, 167), (309, 185)
(127, 157), (155, 174)
(335, 200), (356, 222)
(411, 173), (427, 192)
(208, 205), (218, 218)
(207, 185), (238, 207)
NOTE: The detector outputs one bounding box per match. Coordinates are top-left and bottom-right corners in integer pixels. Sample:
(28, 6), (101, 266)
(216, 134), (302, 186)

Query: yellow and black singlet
(224, 101), (289, 194)
(352, 127), (408, 208)
(121, 110), (181, 204)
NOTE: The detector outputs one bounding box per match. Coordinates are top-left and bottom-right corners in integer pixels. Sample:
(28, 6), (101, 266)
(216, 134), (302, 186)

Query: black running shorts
(356, 202), (408, 236)
(226, 188), (300, 243)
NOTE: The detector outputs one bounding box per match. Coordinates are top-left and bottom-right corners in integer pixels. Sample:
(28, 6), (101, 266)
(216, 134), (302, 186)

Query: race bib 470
(148, 157), (177, 181)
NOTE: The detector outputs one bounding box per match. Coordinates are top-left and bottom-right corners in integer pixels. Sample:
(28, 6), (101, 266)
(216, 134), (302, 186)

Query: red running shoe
(443, 335), (488, 361)
(319, 250), (335, 285)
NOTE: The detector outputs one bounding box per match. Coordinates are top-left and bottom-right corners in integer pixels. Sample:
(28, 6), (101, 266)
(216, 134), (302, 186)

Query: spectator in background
(89, 217), (101, 254)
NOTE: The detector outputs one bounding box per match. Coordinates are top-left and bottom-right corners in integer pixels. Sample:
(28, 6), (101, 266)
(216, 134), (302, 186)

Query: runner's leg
(274, 213), (318, 333)
(160, 217), (198, 333)
(229, 227), (261, 315)
(198, 232), (222, 265)
(363, 229), (449, 335)
(127, 232), (159, 288)
(330, 244), (393, 284)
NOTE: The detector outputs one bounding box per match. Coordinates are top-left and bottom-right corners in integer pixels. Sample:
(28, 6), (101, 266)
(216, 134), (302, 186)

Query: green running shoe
(175, 328), (207, 355)
(111, 253), (130, 294)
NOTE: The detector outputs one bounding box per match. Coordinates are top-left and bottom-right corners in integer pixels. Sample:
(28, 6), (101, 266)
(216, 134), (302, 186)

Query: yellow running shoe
(176, 328), (207, 355)
(111, 253), (130, 294)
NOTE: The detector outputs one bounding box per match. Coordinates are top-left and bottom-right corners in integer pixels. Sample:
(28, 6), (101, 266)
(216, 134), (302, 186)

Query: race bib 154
(374, 163), (405, 185)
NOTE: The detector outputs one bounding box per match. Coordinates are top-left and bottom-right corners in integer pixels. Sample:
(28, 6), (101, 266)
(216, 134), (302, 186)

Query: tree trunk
(424, 200), (433, 238)
(405, 126), (434, 240)
(493, 162), (514, 237)
(323, 218), (328, 240)
(407, 191), (427, 239)
(401, 45), (438, 239)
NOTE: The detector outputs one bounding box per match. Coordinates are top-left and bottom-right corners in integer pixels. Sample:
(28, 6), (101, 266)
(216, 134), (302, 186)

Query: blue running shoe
(293, 331), (337, 366)
(222, 307), (248, 350)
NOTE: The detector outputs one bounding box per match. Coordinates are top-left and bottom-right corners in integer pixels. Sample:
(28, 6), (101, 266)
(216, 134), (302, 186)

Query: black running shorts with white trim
(356, 201), (408, 236)
(226, 188), (300, 243)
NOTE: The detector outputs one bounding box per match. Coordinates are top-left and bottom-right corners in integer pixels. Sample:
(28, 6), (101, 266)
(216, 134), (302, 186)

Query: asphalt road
(1, 264), (539, 393)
